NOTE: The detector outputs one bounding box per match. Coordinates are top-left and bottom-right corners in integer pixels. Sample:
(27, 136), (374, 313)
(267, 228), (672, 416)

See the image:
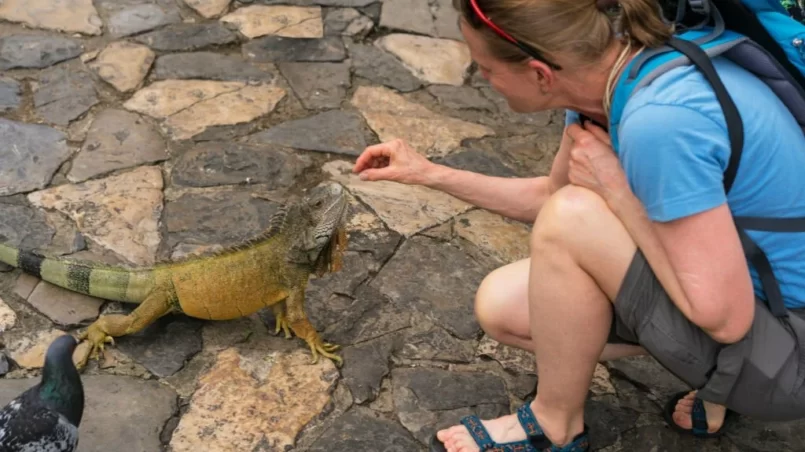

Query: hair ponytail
(616, 0), (674, 47)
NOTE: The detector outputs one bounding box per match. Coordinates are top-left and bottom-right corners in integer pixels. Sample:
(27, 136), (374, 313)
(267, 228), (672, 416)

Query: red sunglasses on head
(468, 0), (563, 70)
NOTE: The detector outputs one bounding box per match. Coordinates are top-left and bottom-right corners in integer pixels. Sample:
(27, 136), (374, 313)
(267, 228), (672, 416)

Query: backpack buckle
(688, 0), (711, 15)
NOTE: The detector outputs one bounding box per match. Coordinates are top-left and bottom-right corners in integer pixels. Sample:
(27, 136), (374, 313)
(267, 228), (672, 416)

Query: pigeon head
(38, 334), (84, 427)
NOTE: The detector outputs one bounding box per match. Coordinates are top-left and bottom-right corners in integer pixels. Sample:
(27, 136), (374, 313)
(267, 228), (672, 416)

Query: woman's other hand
(566, 121), (629, 203)
(353, 139), (438, 186)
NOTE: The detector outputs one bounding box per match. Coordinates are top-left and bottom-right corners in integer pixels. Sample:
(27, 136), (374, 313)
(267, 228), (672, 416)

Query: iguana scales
(0, 182), (350, 368)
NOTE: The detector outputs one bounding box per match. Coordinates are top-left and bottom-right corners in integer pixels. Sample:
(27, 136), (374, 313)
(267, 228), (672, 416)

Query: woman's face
(460, 20), (557, 114)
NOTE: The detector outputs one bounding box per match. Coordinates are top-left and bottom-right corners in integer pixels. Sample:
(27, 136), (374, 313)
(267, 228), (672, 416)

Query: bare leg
(474, 258), (647, 361)
(437, 186), (727, 452)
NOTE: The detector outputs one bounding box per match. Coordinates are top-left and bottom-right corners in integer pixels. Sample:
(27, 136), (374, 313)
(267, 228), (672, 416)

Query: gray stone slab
(340, 337), (394, 404)
(115, 314), (204, 378)
(432, 148), (518, 178)
(132, 23), (238, 51)
(348, 42), (422, 92)
(427, 85), (496, 111)
(278, 61), (351, 109)
(152, 52), (274, 82)
(0, 119), (70, 196)
(607, 355), (689, 402)
(618, 423), (738, 451)
(324, 8), (364, 35)
(307, 407), (421, 451)
(0, 203), (55, 250)
(396, 325), (476, 363)
(243, 35), (346, 62)
(68, 109), (168, 183)
(103, 2), (182, 38)
(26, 281), (104, 327)
(163, 188), (281, 250)
(0, 77), (22, 113)
(585, 400), (641, 450)
(392, 367), (509, 444)
(303, 283), (410, 346)
(372, 235), (496, 340)
(433, 0), (463, 41)
(169, 141), (312, 189)
(34, 66), (99, 126)
(248, 110), (366, 155)
(379, 0), (435, 35)
(0, 35), (82, 71)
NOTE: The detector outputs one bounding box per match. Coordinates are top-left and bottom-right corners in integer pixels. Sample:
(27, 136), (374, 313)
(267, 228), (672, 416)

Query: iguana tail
(0, 243), (155, 304)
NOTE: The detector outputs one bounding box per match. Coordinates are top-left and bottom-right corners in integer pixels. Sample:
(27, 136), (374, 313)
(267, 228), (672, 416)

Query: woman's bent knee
(474, 259), (531, 340)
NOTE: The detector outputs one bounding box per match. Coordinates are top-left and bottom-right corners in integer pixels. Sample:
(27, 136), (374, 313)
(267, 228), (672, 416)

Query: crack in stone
(345, 325), (411, 348)
(158, 83), (245, 119)
(269, 16), (322, 36)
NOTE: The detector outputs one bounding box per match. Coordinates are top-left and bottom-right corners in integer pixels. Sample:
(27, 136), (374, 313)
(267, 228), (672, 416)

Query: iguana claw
(75, 324), (115, 369)
(273, 314), (293, 339)
(307, 338), (342, 366)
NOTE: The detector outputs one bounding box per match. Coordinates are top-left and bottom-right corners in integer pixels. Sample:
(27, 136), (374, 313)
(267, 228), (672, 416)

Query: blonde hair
(453, 0), (674, 67)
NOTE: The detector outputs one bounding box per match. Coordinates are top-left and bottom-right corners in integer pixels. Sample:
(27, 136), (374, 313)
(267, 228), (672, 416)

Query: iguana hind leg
(76, 289), (173, 369)
(272, 302), (292, 339)
(285, 287), (341, 366)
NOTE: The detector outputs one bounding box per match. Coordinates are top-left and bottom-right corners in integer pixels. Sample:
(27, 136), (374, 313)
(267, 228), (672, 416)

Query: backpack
(605, 0), (805, 319)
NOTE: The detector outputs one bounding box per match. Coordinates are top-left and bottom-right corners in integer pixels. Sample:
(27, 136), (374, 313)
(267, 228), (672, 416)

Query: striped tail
(0, 243), (154, 304)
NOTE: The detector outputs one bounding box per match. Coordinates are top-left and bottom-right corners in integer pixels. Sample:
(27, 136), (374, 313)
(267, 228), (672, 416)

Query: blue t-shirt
(566, 56), (805, 309)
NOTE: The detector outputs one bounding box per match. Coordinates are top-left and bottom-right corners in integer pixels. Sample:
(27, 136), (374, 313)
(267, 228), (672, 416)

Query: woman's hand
(352, 139), (438, 186)
(566, 121), (630, 203)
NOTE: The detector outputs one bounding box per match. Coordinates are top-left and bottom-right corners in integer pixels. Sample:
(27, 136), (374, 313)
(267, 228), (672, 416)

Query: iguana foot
(76, 324), (115, 369)
(273, 313), (293, 339)
(305, 336), (342, 366)
(288, 317), (343, 366)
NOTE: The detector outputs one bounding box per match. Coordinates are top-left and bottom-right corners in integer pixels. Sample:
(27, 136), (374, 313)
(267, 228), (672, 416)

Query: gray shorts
(609, 249), (805, 421)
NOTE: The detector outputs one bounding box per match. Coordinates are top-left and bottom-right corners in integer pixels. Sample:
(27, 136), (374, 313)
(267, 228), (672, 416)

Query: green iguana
(0, 182), (350, 368)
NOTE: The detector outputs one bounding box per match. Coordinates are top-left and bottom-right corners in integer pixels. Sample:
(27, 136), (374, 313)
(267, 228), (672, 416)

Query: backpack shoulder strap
(607, 28), (747, 154)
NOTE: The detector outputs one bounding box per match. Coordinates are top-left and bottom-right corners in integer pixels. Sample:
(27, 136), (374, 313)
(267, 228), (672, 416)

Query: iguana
(0, 182), (350, 368)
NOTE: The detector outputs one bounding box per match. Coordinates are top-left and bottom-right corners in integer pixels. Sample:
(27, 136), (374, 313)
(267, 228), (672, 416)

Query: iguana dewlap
(0, 182), (350, 368)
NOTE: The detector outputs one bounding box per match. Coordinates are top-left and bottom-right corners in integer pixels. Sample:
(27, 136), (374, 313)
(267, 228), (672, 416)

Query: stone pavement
(0, 1), (803, 451)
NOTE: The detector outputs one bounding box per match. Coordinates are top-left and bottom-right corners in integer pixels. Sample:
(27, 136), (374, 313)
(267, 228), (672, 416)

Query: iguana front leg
(76, 289), (172, 369)
(285, 287), (341, 366)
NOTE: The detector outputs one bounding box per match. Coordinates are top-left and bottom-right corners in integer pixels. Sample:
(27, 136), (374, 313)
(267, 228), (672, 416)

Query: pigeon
(0, 334), (84, 451)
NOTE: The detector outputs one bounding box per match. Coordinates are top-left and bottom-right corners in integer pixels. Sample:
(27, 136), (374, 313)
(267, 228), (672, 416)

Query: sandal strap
(691, 397), (710, 435)
(516, 403), (547, 439)
(455, 404), (590, 452)
(516, 402), (590, 452)
(459, 413), (540, 451)
(459, 415), (497, 449)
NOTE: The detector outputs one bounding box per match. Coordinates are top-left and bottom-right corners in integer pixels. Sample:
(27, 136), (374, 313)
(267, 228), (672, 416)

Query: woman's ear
(527, 59), (554, 93)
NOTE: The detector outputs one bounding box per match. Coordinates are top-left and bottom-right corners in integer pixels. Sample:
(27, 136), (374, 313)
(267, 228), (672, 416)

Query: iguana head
(288, 182), (349, 273)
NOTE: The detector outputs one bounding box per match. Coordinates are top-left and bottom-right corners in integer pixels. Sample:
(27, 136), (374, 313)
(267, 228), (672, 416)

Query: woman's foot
(671, 390), (728, 434)
(434, 400), (583, 452)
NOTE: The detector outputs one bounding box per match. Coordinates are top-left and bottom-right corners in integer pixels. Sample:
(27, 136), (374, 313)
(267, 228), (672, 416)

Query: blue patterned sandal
(429, 402), (590, 451)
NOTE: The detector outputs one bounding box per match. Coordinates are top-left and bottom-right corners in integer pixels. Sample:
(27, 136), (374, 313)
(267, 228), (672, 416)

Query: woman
(353, 0), (805, 450)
